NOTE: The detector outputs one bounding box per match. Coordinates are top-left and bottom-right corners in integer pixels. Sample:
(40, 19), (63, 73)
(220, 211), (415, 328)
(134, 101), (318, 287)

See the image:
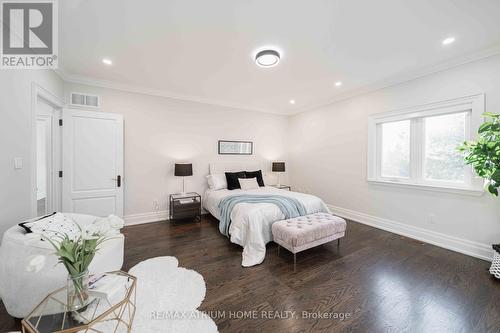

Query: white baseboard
(327, 204), (493, 262)
(124, 210), (169, 226)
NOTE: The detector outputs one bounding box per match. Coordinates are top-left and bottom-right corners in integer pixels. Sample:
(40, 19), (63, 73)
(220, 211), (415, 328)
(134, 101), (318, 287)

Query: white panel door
(62, 109), (124, 217)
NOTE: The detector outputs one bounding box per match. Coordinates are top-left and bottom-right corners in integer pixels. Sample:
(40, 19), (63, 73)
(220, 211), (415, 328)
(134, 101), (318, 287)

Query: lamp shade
(174, 163), (193, 177)
(272, 162), (285, 172)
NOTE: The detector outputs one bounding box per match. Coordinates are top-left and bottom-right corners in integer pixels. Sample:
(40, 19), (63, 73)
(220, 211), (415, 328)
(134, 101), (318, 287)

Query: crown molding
(54, 43), (500, 117)
(291, 43), (500, 115)
(54, 67), (285, 115)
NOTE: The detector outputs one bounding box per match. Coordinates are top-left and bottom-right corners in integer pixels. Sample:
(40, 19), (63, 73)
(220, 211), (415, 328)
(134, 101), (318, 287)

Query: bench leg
(277, 244), (280, 256)
(337, 238), (340, 249)
(293, 253), (297, 273)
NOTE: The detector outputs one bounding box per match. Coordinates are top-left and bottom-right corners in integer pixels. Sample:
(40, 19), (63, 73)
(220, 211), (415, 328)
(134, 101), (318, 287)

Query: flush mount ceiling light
(335, 81), (343, 87)
(289, 99), (295, 104)
(442, 37), (456, 45)
(255, 49), (280, 68)
(102, 58), (113, 65)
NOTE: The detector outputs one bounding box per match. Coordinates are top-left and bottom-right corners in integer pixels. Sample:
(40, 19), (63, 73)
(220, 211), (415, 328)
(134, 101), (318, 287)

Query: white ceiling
(59, 0), (500, 115)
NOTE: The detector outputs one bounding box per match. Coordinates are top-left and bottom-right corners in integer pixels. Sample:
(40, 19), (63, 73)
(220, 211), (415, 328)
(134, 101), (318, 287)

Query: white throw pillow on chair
(24, 213), (80, 241)
(239, 177), (259, 190)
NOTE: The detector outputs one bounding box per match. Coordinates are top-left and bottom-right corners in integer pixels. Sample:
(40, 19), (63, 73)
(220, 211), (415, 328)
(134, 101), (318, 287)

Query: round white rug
(92, 256), (218, 333)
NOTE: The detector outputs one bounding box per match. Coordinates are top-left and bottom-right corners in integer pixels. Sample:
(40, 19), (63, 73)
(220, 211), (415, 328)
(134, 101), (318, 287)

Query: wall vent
(70, 92), (100, 108)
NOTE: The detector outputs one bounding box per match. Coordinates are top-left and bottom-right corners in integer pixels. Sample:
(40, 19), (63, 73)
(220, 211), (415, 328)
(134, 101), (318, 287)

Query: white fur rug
(92, 256), (218, 333)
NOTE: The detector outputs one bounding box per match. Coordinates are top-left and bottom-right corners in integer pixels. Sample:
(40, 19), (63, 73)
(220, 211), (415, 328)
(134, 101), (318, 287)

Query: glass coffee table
(21, 271), (136, 333)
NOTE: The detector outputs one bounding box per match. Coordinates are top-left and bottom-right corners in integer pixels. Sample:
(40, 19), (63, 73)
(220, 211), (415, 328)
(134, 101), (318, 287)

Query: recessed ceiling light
(335, 81), (343, 87)
(442, 37), (456, 45)
(289, 100), (295, 104)
(255, 49), (280, 68)
(102, 58), (113, 65)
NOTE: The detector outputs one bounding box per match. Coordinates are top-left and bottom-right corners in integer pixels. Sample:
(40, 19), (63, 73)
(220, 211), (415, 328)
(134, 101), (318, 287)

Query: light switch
(14, 157), (23, 169)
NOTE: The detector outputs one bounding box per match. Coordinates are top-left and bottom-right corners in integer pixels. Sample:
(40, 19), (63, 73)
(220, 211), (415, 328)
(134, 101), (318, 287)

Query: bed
(203, 162), (330, 267)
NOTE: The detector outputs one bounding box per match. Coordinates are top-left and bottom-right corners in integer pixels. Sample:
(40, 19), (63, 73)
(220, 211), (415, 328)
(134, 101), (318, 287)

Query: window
(423, 112), (466, 182)
(381, 120), (410, 179)
(368, 95), (484, 195)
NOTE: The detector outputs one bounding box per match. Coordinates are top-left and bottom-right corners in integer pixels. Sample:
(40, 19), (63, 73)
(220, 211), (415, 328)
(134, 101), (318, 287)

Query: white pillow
(207, 174), (227, 190)
(239, 177), (259, 190)
(27, 213), (81, 241)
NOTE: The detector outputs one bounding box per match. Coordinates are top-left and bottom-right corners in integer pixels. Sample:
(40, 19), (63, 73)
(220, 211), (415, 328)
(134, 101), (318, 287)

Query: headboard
(209, 161), (263, 175)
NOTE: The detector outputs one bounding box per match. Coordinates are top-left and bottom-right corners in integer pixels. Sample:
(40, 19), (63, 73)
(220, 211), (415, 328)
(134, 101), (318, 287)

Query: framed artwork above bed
(218, 140), (253, 155)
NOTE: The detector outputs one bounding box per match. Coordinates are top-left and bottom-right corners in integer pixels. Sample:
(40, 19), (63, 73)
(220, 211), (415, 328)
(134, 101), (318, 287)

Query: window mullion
(410, 118), (423, 183)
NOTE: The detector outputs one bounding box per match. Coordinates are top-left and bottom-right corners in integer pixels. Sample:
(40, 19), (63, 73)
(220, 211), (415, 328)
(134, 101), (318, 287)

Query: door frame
(31, 82), (64, 217)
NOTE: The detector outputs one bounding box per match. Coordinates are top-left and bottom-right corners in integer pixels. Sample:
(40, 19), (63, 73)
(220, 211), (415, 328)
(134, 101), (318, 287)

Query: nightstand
(271, 185), (291, 191)
(169, 192), (201, 223)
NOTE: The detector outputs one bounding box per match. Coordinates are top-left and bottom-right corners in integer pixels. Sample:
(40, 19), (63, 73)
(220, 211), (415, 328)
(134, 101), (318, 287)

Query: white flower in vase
(107, 215), (124, 232)
(83, 223), (100, 240)
(91, 215), (124, 237)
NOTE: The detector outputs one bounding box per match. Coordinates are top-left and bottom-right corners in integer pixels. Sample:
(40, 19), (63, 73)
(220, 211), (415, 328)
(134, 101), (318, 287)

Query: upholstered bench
(272, 213), (347, 271)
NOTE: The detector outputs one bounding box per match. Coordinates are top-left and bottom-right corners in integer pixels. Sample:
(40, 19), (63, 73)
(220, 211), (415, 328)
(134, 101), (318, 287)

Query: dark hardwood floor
(1, 216), (499, 333)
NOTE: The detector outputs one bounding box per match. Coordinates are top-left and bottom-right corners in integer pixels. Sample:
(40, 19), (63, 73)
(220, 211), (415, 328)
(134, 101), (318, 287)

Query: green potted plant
(458, 112), (499, 278)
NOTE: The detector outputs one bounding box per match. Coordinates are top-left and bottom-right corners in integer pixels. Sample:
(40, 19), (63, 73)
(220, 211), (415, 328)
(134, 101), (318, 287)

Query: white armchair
(0, 213), (124, 318)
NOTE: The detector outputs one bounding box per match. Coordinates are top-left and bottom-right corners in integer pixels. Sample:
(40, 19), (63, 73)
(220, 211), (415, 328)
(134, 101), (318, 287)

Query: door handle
(112, 175), (121, 187)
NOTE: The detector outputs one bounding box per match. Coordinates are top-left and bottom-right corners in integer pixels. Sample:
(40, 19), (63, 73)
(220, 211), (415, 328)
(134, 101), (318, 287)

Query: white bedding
(203, 186), (330, 267)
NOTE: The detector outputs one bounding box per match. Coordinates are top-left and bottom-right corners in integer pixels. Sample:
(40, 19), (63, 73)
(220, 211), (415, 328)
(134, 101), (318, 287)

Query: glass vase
(67, 270), (90, 311)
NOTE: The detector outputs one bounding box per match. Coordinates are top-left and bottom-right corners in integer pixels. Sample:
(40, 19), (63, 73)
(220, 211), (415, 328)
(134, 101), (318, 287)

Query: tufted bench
(272, 213), (347, 271)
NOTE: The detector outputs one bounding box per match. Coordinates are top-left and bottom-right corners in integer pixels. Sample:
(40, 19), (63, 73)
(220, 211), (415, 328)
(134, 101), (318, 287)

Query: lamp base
(181, 176), (186, 194)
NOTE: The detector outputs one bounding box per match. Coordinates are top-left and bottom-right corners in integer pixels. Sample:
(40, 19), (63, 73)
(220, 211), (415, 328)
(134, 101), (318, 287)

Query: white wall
(289, 55), (500, 260)
(0, 70), (64, 237)
(64, 83), (289, 223)
(1, 56), (498, 263)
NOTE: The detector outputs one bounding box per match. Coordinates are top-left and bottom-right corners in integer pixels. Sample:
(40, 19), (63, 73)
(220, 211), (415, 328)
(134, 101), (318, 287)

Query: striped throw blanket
(218, 194), (307, 237)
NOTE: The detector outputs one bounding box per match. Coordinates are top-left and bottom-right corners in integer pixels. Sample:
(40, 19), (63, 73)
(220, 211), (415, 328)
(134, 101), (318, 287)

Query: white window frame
(367, 94), (485, 196)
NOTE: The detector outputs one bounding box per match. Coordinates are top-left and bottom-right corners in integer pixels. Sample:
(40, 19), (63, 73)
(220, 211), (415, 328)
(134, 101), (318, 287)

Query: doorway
(32, 85), (124, 218)
(33, 85), (63, 217)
